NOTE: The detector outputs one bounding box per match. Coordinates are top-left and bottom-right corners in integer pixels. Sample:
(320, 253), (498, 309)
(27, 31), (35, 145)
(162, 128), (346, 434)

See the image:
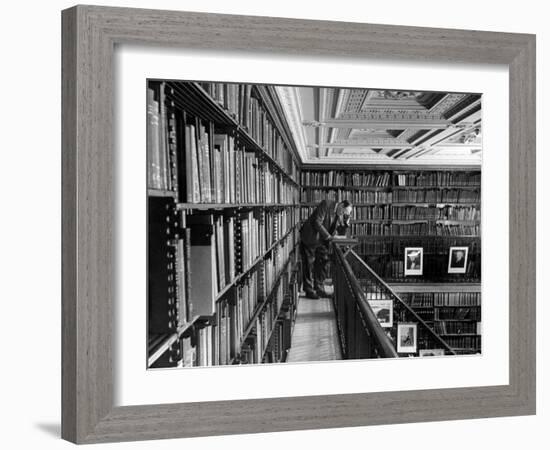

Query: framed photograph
(404, 247), (423, 276)
(62, 5), (535, 444)
(367, 300), (393, 328)
(397, 323), (417, 353)
(419, 349), (446, 357)
(448, 246), (469, 273)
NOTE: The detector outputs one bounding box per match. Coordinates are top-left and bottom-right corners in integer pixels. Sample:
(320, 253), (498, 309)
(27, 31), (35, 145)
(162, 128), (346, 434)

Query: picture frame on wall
(367, 299), (394, 328)
(448, 246), (469, 274)
(397, 323), (418, 353)
(62, 4), (536, 444)
(404, 247), (423, 276)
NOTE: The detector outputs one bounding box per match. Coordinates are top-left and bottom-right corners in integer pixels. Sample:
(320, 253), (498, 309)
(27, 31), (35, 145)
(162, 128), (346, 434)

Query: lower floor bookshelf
(391, 283), (482, 354)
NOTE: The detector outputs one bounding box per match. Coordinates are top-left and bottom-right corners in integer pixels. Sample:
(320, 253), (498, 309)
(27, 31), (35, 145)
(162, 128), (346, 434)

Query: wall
(0, 0), (546, 448)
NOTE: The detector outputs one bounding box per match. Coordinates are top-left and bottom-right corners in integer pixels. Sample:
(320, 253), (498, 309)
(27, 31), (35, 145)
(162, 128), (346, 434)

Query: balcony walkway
(287, 286), (342, 362)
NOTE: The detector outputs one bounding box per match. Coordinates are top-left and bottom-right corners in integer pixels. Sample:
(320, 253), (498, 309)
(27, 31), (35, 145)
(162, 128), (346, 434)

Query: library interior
(147, 81), (482, 368)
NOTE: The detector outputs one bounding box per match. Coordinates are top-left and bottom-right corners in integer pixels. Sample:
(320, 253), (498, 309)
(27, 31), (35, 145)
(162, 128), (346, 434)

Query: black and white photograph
(367, 300), (393, 328)
(147, 79), (482, 369)
(404, 247), (424, 276)
(397, 323), (418, 353)
(448, 246), (469, 273)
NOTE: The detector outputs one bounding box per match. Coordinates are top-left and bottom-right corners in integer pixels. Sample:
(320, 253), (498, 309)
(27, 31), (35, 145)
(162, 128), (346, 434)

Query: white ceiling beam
(309, 141), (412, 149)
(304, 119), (453, 129)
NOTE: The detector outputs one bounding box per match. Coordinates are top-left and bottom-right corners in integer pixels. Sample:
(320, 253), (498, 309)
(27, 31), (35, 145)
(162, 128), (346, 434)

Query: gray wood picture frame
(61, 4), (536, 444)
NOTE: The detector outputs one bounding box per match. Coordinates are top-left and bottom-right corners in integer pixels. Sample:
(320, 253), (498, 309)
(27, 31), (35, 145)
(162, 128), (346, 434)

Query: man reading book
(300, 199), (353, 299)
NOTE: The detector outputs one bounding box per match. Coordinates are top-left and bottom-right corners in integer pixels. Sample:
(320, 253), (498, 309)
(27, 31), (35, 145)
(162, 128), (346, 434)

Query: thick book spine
(158, 83), (169, 190)
(147, 87), (161, 189)
(185, 124), (200, 203)
(167, 96), (179, 195)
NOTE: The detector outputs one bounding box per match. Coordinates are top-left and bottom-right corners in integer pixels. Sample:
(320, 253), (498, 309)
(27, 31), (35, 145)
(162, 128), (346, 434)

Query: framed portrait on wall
(448, 246), (469, 274)
(404, 247), (423, 276)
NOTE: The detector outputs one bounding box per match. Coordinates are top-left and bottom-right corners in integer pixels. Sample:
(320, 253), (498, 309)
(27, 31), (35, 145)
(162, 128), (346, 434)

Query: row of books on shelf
(302, 190), (480, 205)
(198, 82), (298, 179)
(393, 189), (480, 203)
(435, 307), (481, 321)
(351, 222), (479, 236)
(392, 205), (480, 221)
(187, 211), (300, 303)
(147, 84), (178, 192)
(434, 321), (480, 335)
(198, 82), (250, 127)
(152, 210), (296, 334)
(406, 308), (434, 321)
(300, 170), (480, 188)
(300, 205), (480, 222)
(302, 190), (393, 204)
(247, 96), (296, 177)
(401, 292), (481, 307)
(443, 335), (481, 349)
(301, 171), (392, 187)
(394, 171), (481, 187)
(216, 261), (295, 366)
(148, 81), (299, 203)
(170, 239), (298, 368)
(265, 208), (299, 245)
(183, 123), (299, 204)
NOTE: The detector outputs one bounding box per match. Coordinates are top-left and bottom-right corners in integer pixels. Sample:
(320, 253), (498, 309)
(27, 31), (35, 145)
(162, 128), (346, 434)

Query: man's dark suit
(300, 199), (339, 295)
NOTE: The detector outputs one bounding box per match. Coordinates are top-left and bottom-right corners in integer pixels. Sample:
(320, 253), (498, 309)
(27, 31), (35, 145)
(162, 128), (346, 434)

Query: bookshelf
(300, 167), (481, 283)
(301, 167), (481, 355)
(147, 80), (301, 368)
(397, 287), (482, 353)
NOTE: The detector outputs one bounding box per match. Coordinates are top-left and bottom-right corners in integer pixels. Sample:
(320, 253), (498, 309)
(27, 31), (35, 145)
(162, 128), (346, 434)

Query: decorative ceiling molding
(330, 88), (348, 144)
(304, 118), (453, 129)
(371, 90), (424, 100)
(276, 86), (482, 166)
(428, 93), (467, 115)
(310, 138), (412, 148)
(318, 88), (329, 158)
(339, 111), (446, 121)
(274, 86), (309, 162)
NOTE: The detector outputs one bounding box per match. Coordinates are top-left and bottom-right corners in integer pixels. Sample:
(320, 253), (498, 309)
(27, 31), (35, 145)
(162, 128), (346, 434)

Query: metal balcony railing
(331, 242), (456, 358)
(331, 243), (397, 359)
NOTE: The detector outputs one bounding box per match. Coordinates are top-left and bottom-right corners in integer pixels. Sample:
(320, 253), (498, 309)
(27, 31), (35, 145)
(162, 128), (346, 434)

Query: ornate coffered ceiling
(275, 86), (482, 166)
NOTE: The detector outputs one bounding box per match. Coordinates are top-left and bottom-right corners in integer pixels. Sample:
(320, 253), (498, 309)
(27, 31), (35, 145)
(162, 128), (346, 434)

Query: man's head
(336, 200), (353, 222)
(455, 250), (465, 261)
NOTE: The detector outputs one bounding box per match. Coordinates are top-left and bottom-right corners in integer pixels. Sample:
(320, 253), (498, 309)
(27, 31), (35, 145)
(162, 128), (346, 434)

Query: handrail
(346, 249), (456, 355)
(332, 243), (398, 358)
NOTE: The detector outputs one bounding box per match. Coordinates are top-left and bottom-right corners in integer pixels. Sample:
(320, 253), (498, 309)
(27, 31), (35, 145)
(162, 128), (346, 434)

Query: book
(147, 87), (161, 189)
(184, 123), (200, 203)
(187, 214), (218, 316)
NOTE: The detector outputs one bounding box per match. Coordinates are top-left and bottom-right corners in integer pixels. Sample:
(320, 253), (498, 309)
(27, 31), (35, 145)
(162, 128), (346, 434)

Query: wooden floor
(287, 288), (343, 362)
